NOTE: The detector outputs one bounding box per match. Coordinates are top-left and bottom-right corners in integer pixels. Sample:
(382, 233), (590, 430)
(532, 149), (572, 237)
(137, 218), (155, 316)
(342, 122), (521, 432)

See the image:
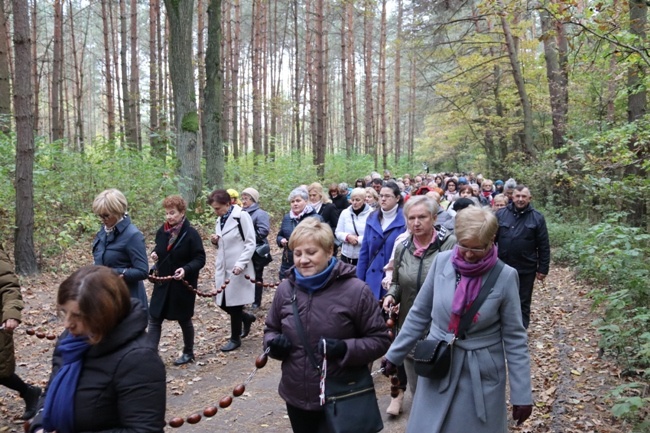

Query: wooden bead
(244, 274), (251, 280)
(219, 396), (233, 408)
(390, 386), (400, 398)
(26, 328), (35, 336)
(224, 279), (230, 285)
(186, 414), (201, 424)
(255, 353), (268, 369)
(46, 334), (56, 340)
(388, 330), (394, 340)
(168, 417), (184, 428)
(36, 331), (45, 339)
(203, 406), (218, 417)
(233, 384), (245, 397)
(386, 318), (395, 328)
(390, 376), (400, 386)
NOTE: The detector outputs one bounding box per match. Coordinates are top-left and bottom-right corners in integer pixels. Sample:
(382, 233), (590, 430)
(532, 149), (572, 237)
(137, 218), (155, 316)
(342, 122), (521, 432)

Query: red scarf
(164, 218), (185, 251)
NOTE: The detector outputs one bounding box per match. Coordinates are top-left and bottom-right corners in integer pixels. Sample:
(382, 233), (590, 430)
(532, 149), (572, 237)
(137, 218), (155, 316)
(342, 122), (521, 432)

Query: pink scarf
(290, 204), (314, 220)
(448, 245), (498, 335)
(412, 229), (437, 258)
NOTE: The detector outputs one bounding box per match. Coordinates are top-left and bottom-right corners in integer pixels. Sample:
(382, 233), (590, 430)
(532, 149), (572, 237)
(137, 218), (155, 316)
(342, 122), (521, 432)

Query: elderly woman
(92, 189), (149, 311)
(29, 266), (166, 433)
(308, 182), (340, 234)
(365, 187), (379, 209)
(382, 206), (533, 432)
(0, 245), (41, 420)
(381, 196), (456, 416)
(335, 188), (372, 265)
(148, 195), (206, 365)
(208, 189), (257, 352)
(264, 218), (391, 433)
(356, 181), (407, 299)
(276, 187), (323, 280)
(241, 187), (271, 310)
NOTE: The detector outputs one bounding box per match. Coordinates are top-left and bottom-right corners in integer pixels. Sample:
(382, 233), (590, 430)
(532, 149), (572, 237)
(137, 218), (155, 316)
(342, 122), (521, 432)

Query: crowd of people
(0, 169), (550, 433)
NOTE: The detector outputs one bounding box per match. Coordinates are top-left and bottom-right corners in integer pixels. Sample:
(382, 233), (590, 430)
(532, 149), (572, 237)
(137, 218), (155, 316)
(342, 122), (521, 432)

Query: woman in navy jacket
(92, 189), (149, 311)
(356, 181), (407, 299)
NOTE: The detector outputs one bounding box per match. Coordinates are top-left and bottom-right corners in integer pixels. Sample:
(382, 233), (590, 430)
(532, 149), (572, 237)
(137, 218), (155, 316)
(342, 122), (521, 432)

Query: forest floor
(0, 240), (639, 433)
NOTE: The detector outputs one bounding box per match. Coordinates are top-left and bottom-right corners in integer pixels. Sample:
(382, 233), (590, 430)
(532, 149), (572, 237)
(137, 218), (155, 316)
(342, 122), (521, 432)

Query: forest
(0, 0), (649, 428)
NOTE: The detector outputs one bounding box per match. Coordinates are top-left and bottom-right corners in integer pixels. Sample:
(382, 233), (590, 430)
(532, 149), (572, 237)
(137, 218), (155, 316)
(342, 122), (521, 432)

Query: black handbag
(253, 243), (272, 266)
(413, 260), (505, 379)
(291, 288), (383, 433)
(323, 366), (384, 433)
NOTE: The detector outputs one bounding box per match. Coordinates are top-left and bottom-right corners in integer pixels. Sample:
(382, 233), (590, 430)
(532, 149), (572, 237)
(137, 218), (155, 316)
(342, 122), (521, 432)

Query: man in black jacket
(495, 185), (550, 329)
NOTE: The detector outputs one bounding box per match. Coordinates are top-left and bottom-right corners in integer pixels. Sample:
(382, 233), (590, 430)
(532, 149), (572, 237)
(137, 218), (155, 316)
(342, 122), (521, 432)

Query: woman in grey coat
(382, 206), (533, 432)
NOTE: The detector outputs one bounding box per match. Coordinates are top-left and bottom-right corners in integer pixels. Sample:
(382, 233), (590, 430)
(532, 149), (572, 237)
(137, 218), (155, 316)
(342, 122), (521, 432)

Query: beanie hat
(227, 188), (239, 199)
(494, 180), (504, 186)
(452, 197), (475, 212)
(241, 187), (260, 203)
(458, 176), (468, 184)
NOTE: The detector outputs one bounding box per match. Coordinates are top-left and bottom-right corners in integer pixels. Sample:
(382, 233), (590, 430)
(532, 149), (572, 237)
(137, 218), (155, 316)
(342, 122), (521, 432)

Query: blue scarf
(294, 258), (337, 293)
(43, 335), (91, 433)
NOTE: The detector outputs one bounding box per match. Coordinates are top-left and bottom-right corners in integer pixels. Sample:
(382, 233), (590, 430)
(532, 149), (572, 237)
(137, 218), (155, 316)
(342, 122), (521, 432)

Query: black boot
(173, 353), (195, 366)
(241, 313), (256, 338)
(22, 385), (42, 420)
(220, 339), (241, 352)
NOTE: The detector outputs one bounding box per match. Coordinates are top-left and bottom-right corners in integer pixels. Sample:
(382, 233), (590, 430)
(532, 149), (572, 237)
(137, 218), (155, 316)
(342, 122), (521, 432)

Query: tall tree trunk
(51, 0), (63, 143)
(204, 0), (225, 189)
(346, 0), (357, 151)
(222, 0), (231, 155)
(13, 0), (37, 275)
(407, 44), (416, 163)
(231, 0), (241, 158)
(252, 0), (263, 157)
(130, 0), (141, 149)
(164, 0), (202, 204)
(149, 0), (162, 157)
(109, 0), (124, 140)
(340, 4), (352, 157)
(0, 0), (10, 133)
(393, 0), (403, 163)
(69, 0), (86, 152)
(31, 0), (39, 135)
(197, 0), (205, 149)
(498, 0), (534, 158)
(292, 0), (301, 153)
(363, 0), (375, 165)
(120, 0), (133, 147)
(101, 0), (116, 140)
(378, 0), (387, 169)
(313, 0), (325, 177)
(628, 0), (647, 122)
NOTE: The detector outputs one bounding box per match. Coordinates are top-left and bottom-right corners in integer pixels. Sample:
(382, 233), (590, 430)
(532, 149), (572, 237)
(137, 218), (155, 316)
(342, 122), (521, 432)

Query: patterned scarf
(448, 245), (498, 335)
(164, 217), (185, 251)
(290, 204), (314, 221)
(219, 206), (234, 230)
(42, 335), (91, 433)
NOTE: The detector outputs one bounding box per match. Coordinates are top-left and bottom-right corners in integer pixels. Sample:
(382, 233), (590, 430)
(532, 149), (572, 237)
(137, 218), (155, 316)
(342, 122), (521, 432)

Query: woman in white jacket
(208, 189), (256, 352)
(335, 188), (372, 265)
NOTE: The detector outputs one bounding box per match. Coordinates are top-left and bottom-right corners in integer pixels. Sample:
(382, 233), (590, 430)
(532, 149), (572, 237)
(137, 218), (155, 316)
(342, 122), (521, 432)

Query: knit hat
(227, 189), (239, 199)
(458, 176), (468, 185)
(494, 180), (504, 186)
(241, 187), (260, 203)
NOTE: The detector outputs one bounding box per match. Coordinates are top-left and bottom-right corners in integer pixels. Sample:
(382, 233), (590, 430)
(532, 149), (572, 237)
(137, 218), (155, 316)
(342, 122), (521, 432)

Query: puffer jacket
(264, 261), (391, 411)
(496, 203), (550, 275)
(30, 301), (166, 433)
(335, 204), (372, 260)
(386, 228), (456, 328)
(0, 246), (23, 378)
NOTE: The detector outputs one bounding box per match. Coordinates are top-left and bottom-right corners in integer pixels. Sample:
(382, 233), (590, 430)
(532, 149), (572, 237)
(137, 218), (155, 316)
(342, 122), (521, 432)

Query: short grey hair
(403, 195), (439, 219)
(350, 188), (366, 200)
(288, 187), (308, 202)
(504, 178), (517, 190)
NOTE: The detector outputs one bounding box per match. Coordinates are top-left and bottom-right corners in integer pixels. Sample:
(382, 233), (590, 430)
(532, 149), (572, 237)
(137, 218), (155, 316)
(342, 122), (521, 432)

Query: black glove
(319, 338), (347, 359)
(512, 405), (532, 425)
(381, 357), (397, 377)
(268, 334), (292, 360)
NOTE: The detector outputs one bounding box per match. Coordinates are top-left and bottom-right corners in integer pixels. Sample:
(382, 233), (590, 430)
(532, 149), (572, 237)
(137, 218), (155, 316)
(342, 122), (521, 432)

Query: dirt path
(0, 245), (633, 432)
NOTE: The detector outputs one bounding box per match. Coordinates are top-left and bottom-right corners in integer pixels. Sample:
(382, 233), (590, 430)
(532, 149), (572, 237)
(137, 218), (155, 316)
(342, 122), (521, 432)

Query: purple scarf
(448, 245), (498, 334)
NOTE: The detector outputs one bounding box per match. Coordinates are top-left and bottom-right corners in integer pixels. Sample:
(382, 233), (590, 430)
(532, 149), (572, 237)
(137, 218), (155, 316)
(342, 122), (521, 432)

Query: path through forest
(0, 244), (634, 432)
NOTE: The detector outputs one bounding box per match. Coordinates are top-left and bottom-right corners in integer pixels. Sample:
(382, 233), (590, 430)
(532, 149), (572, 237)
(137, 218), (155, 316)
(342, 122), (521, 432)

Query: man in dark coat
(495, 185), (550, 328)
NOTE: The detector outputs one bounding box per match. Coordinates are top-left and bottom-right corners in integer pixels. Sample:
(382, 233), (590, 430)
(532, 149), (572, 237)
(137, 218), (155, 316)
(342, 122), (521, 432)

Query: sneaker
(173, 353), (195, 366)
(22, 385), (42, 420)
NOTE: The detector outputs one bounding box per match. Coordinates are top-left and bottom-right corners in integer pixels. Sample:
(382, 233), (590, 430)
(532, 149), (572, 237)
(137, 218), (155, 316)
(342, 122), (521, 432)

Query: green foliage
(609, 382), (650, 429)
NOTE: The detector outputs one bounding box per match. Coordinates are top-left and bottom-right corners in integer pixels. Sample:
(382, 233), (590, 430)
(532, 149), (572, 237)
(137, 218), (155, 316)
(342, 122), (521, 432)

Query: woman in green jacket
(381, 196), (456, 416)
(0, 245), (41, 420)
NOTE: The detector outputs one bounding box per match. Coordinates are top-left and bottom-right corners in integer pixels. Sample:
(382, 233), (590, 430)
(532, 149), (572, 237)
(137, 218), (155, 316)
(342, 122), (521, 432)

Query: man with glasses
(495, 185), (550, 328)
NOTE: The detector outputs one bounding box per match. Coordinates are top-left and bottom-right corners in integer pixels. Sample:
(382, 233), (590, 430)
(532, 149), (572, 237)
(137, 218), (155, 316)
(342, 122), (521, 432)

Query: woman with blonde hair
(92, 188), (149, 311)
(307, 182), (340, 234)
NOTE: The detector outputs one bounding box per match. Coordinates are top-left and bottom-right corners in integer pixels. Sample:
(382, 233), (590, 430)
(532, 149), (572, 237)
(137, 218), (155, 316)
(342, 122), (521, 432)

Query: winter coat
(387, 229), (456, 328)
(29, 301), (166, 433)
(243, 203), (271, 247)
(0, 246), (22, 378)
(214, 205), (256, 306)
(317, 202), (340, 233)
(356, 208), (407, 299)
(92, 215), (149, 309)
(149, 218), (206, 321)
(331, 194), (349, 211)
(335, 204), (372, 260)
(385, 250), (533, 433)
(495, 203), (550, 275)
(264, 261), (391, 411)
(276, 209), (323, 276)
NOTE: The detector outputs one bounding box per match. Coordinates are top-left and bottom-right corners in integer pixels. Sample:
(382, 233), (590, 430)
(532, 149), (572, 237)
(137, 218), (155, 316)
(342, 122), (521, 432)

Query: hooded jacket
(264, 261), (391, 411)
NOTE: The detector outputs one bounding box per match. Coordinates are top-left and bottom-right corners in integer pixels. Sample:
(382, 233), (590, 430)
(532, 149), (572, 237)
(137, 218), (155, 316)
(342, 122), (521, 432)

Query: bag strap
(457, 259), (505, 340)
(351, 214), (359, 237)
(234, 217), (245, 242)
(291, 285), (321, 372)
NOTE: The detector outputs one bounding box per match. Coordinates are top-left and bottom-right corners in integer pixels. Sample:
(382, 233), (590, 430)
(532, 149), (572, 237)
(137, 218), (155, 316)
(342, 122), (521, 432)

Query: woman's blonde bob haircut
(454, 206), (498, 246)
(307, 182), (332, 204)
(403, 195), (439, 219)
(350, 187), (366, 200)
(288, 218), (335, 254)
(92, 188), (128, 218)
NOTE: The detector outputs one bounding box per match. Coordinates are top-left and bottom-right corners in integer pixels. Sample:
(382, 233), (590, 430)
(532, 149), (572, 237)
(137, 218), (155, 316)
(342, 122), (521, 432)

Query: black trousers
(286, 403), (328, 433)
(518, 271), (536, 329)
(340, 255), (358, 266)
(253, 261), (265, 306)
(0, 373), (30, 396)
(148, 316), (195, 354)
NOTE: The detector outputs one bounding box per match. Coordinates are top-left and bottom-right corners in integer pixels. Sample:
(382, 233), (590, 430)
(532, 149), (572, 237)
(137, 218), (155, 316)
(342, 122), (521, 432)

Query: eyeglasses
(379, 194), (395, 200)
(98, 213), (111, 220)
(457, 244), (488, 254)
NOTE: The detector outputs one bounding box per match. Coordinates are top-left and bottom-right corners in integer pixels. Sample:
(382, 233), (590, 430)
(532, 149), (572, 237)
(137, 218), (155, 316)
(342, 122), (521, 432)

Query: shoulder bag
(413, 260), (505, 380)
(291, 286), (383, 433)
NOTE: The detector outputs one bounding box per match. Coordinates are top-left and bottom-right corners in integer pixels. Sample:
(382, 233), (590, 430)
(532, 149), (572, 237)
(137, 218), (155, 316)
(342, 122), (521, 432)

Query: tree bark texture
(628, 0), (647, 122)
(120, 0), (133, 148)
(129, 0), (141, 149)
(0, 0), (10, 133)
(101, 0), (116, 140)
(51, 0), (63, 143)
